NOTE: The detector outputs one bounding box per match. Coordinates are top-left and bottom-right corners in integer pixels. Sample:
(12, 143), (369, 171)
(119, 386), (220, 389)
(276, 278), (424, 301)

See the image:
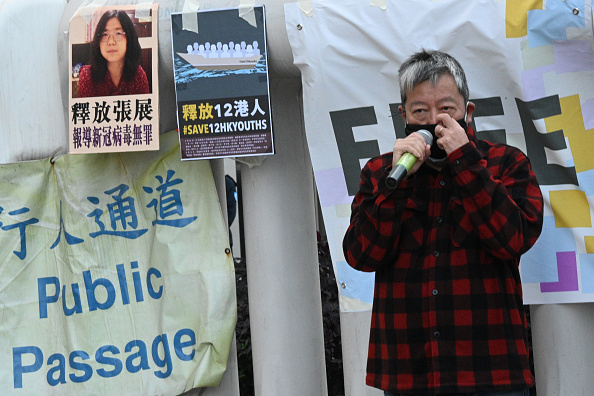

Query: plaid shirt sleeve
(343, 137), (544, 394)
(448, 140), (543, 259)
(342, 152), (407, 272)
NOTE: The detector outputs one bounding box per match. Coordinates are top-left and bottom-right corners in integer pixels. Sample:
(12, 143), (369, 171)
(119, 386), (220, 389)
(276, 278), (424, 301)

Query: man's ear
(466, 101), (476, 123)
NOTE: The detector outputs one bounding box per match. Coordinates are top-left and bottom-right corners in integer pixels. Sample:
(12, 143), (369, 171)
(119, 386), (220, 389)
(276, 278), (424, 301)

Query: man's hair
(89, 9), (142, 83)
(398, 50), (469, 106)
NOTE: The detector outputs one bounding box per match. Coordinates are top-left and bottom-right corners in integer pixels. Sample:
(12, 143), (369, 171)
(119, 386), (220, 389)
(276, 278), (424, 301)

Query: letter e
(174, 328), (196, 361)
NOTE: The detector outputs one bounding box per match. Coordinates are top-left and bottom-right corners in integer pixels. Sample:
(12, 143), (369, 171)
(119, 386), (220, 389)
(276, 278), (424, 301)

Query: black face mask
(404, 118), (468, 160)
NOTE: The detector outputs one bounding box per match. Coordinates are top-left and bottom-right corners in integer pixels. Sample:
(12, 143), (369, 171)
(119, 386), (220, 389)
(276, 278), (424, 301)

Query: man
(343, 50), (543, 396)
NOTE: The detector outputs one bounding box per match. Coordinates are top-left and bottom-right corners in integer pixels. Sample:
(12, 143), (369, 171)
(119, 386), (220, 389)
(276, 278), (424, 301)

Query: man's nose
(428, 109), (439, 124)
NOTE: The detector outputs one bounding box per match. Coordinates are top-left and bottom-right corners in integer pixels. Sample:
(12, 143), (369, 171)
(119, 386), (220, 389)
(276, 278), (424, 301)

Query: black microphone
(386, 129), (433, 189)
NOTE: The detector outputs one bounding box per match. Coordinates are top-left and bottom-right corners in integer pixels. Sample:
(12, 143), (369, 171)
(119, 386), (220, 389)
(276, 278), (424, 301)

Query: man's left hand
(435, 113), (469, 155)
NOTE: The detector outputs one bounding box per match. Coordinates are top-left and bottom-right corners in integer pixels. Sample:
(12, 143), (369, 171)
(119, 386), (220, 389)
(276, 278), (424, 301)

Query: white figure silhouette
(252, 41), (261, 56)
(233, 43), (243, 58)
(187, 44), (193, 54)
(221, 44), (231, 58)
(209, 43), (219, 58)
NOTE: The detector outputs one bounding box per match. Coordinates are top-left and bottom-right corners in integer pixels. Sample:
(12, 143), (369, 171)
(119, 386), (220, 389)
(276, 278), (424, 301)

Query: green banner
(0, 131), (236, 394)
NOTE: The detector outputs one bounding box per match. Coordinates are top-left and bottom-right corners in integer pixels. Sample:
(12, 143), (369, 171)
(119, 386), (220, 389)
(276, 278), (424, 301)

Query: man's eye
(442, 106), (459, 114)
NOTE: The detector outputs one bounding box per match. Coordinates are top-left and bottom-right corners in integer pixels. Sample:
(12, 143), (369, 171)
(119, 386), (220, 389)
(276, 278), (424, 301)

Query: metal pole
(0, 0), (67, 164)
(240, 77), (328, 395)
(531, 304), (594, 396)
(182, 159), (240, 396)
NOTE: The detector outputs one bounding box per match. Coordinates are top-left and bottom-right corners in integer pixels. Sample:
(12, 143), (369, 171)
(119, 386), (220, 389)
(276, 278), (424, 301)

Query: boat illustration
(178, 52), (262, 71)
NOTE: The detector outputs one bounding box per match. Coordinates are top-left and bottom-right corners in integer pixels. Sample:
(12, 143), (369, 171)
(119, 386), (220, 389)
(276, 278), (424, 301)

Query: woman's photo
(76, 9), (150, 98)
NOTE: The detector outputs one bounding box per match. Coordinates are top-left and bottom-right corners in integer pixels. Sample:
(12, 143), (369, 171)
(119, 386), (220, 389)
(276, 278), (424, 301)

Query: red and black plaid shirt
(343, 127), (543, 394)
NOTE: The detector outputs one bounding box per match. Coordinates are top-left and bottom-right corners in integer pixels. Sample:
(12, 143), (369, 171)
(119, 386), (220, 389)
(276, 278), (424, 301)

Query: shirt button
(433, 250), (439, 257)
(454, 159), (460, 166)
(432, 289), (438, 296)
(437, 217), (443, 223)
(433, 331), (441, 338)
(439, 180), (445, 186)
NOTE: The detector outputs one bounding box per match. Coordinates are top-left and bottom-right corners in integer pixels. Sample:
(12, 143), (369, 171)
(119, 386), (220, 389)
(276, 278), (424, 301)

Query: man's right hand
(392, 132), (432, 176)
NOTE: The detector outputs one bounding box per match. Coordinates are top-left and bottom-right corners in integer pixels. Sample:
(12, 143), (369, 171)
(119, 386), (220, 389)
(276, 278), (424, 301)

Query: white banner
(285, 0), (594, 308)
(0, 131), (236, 394)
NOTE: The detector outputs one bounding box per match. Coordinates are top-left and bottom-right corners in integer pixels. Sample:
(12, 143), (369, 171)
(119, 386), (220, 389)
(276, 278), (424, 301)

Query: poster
(68, 4), (160, 154)
(285, 0), (594, 307)
(0, 131), (236, 394)
(170, 6), (274, 160)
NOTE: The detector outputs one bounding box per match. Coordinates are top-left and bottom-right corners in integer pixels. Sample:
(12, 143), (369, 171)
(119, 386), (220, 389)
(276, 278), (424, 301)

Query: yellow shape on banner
(545, 95), (594, 173)
(585, 236), (594, 254)
(506, 0), (542, 38)
(550, 189), (592, 228)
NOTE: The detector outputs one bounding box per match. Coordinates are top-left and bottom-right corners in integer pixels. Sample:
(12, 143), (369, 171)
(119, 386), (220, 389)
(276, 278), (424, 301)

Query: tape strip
(370, 0), (387, 10)
(77, 0), (106, 22)
(182, 0), (200, 34)
(298, 0), (314, 17)
(135, 1), (155, 20)
(85, 0), (108, 7)
(239, 0), (257, 27)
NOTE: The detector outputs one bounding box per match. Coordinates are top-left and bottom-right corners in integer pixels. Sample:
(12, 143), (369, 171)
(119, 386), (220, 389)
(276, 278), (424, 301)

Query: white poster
(285, 0), (594, 308)
(68, 4), (160, 154)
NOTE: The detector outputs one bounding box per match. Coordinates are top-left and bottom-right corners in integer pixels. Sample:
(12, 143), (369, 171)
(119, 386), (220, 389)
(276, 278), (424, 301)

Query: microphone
(386, 129), (433, 189)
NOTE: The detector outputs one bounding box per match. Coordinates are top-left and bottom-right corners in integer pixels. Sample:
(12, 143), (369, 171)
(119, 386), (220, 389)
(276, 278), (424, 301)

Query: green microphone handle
(385, 129), (432, 189)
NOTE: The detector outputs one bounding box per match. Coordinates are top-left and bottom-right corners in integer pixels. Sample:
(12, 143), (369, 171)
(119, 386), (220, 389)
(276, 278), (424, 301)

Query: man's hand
(392, 132), (431, 176)
(435, 113), (469, 155)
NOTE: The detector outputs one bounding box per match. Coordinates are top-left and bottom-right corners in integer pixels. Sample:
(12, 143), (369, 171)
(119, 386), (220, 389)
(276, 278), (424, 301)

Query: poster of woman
(68, 4), (159, 154)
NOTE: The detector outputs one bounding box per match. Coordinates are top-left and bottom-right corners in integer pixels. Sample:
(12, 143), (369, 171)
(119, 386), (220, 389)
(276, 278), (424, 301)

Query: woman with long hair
(78, 10), (149, 97)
